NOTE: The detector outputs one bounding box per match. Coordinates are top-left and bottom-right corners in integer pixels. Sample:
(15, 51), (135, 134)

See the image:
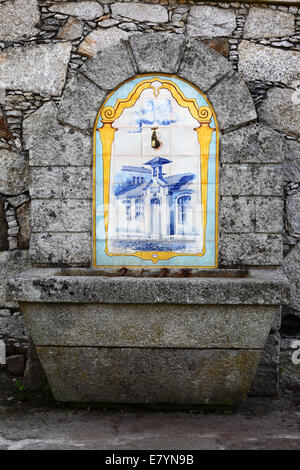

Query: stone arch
(27, 34), (287, 269)
(57, 34), (257, 135)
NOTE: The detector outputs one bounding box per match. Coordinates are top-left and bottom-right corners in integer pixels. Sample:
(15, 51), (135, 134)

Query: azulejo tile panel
(94, 74), (219, 268)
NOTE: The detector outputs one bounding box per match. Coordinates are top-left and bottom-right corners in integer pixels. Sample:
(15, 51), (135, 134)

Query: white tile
(171, 102), (199, 128)
(114, 105), (141, 128)
(170, 127), (200, 156)
(112, 128), (142, 156)
(167, 156), (200, 182)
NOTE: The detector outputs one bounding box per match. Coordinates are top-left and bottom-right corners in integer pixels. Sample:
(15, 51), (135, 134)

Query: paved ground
(0, 394), (300, 450)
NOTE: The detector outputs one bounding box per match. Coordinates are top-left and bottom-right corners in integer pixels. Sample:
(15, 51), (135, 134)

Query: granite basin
(9, 269), (289, 406)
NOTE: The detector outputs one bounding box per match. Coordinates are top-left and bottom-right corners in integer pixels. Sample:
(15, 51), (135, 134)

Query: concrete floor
(0, 395), (300, 450)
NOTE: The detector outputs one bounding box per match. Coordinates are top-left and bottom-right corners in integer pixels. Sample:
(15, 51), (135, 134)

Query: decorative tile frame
(94, 74), (219, 268)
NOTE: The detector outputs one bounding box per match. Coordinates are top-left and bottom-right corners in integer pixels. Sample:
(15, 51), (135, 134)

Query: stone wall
(0, 0), (299, 400)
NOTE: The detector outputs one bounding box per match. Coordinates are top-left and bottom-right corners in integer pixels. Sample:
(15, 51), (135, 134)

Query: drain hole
(280, 314), (300, 338)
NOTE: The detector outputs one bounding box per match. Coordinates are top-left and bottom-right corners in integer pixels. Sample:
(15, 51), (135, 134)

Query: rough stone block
(8, 226), (19, 237)
(221, 165), (283, 196)
(0, 0), (40, 42)
(244, 7), (295, 39)
(129, 34), (185, 75)
(30, 167), (91, 200)
(57, 73), (107, 131)
(286, 192), (300, 237)
(36, 346), (261, 404)
(81, 42), (136, 88)
(6, 194), (29, 209)
(77, 27), (130, 58)
(187, 5), (236, 38)
(111, 3), (168, 23)
(98, 19), (120, 28)
(29, 233), (91, 266)
(219, 234), (282, 266)
(0, 150), (29, 195)
(0, 310), (10, 317)
(57, 17), (84, 41)
(284, 139), (300, 182)
(21, 302), (277, 350)
(258, 87), (300, 138)
(0, 312), (28, 341)
(0, 113), (12, 141)
(239, 41), (300, 86)
(207, 72), (257, 132)
(30, 200), (91, 233)
(220, 197), (254, 233)
(9, 269), (290, 306)
(0, 250), (30, 308)
(49, 1), (103, 20)
(202, 38), (229, 59)
(8, 238), (18, 251)
(283, 242), (300, 311)
(221, 124), (285, 164)
(178, 38), (232, 93)
(16, 202), (30, 250)
(255, 197), (284, 234)
(0, 43), (72, 96)
(23, 102), (92, 167)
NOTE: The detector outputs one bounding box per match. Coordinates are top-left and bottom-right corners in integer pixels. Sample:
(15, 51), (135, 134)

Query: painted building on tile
(111, 156), (199, 252)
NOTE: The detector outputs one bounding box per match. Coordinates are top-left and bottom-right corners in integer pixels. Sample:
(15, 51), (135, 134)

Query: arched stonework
(56, 34), (257, 269)
(25, 34), (283, 270)
(57, 34), (257, 134)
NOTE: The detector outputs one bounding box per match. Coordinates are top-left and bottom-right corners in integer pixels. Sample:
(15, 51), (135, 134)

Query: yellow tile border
(93, 74), (219, 269)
